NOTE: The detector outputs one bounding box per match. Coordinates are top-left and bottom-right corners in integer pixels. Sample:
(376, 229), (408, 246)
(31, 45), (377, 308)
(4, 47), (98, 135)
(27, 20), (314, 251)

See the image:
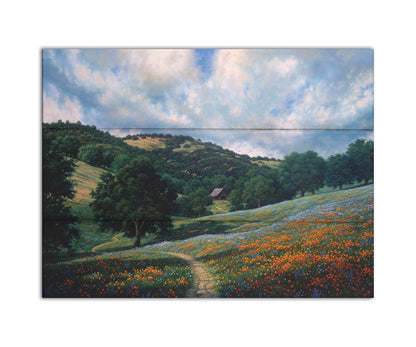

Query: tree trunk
(339, 183), (342, 190)
(365, 178), (369, 185)
(300, 190), (305, 197)
(133, 220), (145, 248)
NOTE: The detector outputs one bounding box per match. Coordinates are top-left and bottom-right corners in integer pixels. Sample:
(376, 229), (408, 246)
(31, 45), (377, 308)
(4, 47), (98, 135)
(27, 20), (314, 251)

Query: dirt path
(91, 233), (125, 253)
(162, 252), (217, 298)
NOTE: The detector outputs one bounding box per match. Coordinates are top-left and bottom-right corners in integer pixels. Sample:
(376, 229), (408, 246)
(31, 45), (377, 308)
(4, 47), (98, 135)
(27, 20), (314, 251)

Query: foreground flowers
(43, 249), (193, 298)
(153, 185), (374, 298)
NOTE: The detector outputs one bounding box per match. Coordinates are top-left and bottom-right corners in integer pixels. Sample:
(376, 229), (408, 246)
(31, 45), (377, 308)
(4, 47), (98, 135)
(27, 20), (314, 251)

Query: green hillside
(122, 133), (279, 181)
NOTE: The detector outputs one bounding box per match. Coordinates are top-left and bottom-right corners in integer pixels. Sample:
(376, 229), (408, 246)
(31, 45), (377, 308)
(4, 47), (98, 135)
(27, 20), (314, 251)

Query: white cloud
(210, 49), (252, 94)
(120, 49), (200, 89)
(43, 95), (83, 123)
(266, 57), (298, 76)
(43, 49), (373, 158)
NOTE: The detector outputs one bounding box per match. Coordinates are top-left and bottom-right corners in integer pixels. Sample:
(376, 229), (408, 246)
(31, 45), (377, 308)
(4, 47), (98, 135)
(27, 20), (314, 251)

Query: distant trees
(78, 144), (123, 169)
(174, 188), (213, 217)
(228, 169), (291, 211)
(228, 188), (244, 211)
(325, 153), (353, 190)
(184, 179), (204, 195)
(53, 135), (81, 157)
(42, 121), (149, 170)
(346, 139), (374, 185)
(279, 151), (326, 197)
(91, 158), (177, 247)
(188, 188), (213, 217)
(176, 196), (193, 217)
(161, 174), (186, 195)
(242, 175), (276, 209)
(42, 135), (78, 254)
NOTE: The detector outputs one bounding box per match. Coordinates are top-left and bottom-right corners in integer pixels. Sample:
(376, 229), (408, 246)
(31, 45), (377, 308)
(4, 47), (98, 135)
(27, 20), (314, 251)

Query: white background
(1, 1), (415, 346)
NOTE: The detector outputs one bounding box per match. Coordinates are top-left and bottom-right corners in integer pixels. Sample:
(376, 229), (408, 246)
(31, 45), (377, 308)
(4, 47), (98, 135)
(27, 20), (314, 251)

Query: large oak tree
(279, 151), (326, 197)
(325, 153), (354, 190)
(346, 139), (374, 185)
(91, 158), (177, 247)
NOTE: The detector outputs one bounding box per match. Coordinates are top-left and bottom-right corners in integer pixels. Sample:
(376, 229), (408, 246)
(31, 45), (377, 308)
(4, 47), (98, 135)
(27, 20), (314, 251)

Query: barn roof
(210, 188), (225, 198)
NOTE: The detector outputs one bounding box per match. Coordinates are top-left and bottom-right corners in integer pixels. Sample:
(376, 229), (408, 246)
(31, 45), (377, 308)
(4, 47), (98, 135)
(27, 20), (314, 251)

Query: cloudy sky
(43, 49), (373, 159)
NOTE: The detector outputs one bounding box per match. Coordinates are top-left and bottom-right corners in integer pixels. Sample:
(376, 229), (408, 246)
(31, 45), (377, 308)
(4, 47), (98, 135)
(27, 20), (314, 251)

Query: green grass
(65, 160), (116, 253)
(251, 159), (281, 168)
(209, 200), (232, 215)
(91, 232), (161, 253)
(172, 140), (205, 153)
(295, 179), (374, 198)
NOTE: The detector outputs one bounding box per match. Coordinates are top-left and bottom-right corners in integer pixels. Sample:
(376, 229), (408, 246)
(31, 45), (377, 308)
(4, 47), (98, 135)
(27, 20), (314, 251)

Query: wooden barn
(210, 188), (228, 200)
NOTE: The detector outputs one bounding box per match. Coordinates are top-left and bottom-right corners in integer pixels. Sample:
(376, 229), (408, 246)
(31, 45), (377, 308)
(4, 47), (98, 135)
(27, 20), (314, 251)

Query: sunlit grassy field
(172, 140), (205, 153)
(124, 138), (166, 150)
(209, 200), (232, 215)
(65, 160), (115, 253)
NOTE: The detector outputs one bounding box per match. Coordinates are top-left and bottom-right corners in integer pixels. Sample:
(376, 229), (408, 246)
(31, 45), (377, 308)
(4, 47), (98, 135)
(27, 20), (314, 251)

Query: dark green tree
(184, 179), (203, 195)
(346, 139), (374, 185)
(91, 158), (177, 247)
(161, 174), (186, 195)
(111, 154), (133, 172)
(325, 153), (354, 190)
(188, 188), (213, 217)
(279, 151), (326, 197)
(228, 188), (244, 211)
(242, 175), (276, 208)
(175, 196), (192, 216)
(211, 174), (227, 189)
(43, 135), (78, 254)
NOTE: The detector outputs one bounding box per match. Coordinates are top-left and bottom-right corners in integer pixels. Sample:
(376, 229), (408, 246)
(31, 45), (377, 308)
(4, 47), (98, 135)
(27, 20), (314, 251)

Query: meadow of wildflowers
(43, 248), (193, 298)
(151, 185), (374, 298)
(44, 185), (373, 298)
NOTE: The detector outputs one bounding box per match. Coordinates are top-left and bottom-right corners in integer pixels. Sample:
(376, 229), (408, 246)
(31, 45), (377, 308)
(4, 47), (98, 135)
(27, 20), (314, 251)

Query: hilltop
(122, 132), (280, 179)
(43, 121), (280, 182)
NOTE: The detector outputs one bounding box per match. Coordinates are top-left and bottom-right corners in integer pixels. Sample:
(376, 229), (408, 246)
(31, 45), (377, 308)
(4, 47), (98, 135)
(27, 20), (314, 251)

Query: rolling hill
(122, 133), (280, 181)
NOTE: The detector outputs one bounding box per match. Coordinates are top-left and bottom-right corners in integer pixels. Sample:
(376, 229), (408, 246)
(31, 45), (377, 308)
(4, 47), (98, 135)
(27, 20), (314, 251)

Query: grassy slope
(95, 185), (374, 251)
(150, 185), (374, 244)
(124, 138), (166, 150)
(66, 160), (115, 253)
(172, 140), (206, 153)
(149, 185), (374, 297)
(208, 200), (232, 215)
